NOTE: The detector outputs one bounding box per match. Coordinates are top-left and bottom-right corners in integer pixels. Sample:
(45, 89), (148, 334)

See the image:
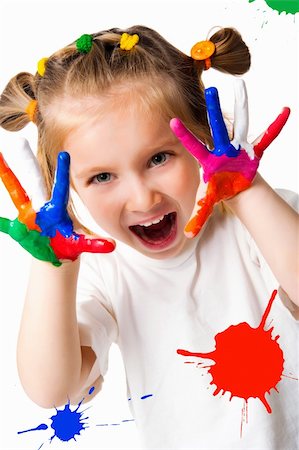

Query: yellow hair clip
(26, 100), (38, 122)
(190, 40), (215, 70)
(37, 57), (48, 77)
(120, 33), (139, 51)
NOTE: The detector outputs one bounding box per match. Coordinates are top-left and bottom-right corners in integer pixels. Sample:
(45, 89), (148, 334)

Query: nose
(125, 176), (162, 213)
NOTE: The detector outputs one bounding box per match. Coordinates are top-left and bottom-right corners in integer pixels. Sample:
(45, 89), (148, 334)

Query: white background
(0, 0), (298, 449)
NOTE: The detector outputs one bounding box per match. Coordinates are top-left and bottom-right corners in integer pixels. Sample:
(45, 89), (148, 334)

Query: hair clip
(26, 100), (38, 122)
(120, 33), (139, 51)
(37, 57), (49, 77)
(190, 40), (215, 70)
(76, 34), (93, 53)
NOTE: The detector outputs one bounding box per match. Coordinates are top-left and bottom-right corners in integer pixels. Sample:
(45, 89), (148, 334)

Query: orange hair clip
(25, 100), (38, 122)
(190, 40), (215, 70)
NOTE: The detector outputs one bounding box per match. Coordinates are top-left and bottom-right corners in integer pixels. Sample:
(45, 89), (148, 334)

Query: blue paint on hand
(205, 87), (240, 157)
(36, 152), (73, 238)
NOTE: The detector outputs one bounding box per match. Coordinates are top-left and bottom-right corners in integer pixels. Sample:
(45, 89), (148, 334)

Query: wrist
(224, 173), (267, 212)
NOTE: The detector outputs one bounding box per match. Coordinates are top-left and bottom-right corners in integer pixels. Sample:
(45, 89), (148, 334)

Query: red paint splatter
(177, 290), (284, 414)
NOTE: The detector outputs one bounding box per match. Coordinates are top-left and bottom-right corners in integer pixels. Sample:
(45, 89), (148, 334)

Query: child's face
(64, 103), (200, 259)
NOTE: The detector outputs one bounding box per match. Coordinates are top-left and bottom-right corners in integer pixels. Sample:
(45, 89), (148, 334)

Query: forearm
(226, 173), (299, 306)
(17, 258), (84, 407)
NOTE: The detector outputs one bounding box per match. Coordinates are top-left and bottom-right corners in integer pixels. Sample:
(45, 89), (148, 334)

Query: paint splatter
(49, 400), (89, 442)
(18, 399), (89, 447)
(18, 389), (152, 447)
(140, 394), (153, 400)
(248, 0), (299, 14)
(96, 419), (135, 427)
(177, 290), (284, 418)
(18, 423), (48, 434)
(88, 386), (95, 395)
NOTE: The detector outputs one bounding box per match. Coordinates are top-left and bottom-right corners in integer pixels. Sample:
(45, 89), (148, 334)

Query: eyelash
(89, 151), (173, 185)
(148, 151), (172, 168)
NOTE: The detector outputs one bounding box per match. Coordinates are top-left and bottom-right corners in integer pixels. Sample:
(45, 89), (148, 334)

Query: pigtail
(209, 27), (251, 75)
(0, 72), (38, 131)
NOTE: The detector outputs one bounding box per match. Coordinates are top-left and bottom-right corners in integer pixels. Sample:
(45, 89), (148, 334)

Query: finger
(253, 107), (290, 158)
(50, 232), (116, 261)
(184, 179), (214, 238)
(51, 152), (71, 209)
(0, 152), (38, 230)
(2, 138), (47, 210)
(205, 87), (231, 153)
(0, 217), (10, 234)
(0, 152), (29, 207)
(231, 79), (249, 146)
(170, 118), (208, 164)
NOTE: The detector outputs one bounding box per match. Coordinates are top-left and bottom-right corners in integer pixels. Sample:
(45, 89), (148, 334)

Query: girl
(0, 25), (298, 449)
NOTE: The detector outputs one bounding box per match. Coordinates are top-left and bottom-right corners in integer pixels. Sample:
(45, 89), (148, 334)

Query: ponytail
(209, 27), (251, 75)
(0, 72), (37, 131)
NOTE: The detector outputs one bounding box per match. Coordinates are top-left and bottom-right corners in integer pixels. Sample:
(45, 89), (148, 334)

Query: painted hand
(170, 79), (290, 238)
(0, 140), (115, 266)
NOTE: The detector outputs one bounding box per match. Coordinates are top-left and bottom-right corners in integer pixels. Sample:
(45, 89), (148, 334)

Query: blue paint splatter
(128, 393), (153, 401)
(18, 423), (48, 434)
(141, 394), (153, 400)
(18, 390), (150, 447)
(96, 418), (135, 427)
(18, 395), (90, 447)
(49, 400), (89, 442)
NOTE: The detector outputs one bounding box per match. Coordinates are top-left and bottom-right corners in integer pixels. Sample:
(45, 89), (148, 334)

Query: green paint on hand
(0, 217), (61, 266)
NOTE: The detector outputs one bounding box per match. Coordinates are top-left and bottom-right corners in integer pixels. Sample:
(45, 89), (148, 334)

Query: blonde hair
(0, 25), (250, 200)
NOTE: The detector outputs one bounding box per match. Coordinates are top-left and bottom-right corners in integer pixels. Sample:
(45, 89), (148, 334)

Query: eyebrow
(75, 166), (110, 179)
(74, 136), (179, 179)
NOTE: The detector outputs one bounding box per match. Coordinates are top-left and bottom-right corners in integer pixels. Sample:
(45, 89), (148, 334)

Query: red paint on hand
(185, 172), (251, 237)
(253, 107), (290, 158)
(50, 231), (116, 261)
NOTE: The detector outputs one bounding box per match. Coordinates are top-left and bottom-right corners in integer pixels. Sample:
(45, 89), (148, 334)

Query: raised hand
(0, 140), (115, 266)
(170, 79), (290, 238)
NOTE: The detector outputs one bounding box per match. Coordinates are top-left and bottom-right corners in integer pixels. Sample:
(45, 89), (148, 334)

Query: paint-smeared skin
(170, 80), (290, 238)
(0, 151), (115, 265)
(177, 290), (284, 416)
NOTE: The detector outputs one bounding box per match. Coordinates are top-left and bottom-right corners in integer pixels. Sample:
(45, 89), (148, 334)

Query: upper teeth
(139, 215), (165, 227)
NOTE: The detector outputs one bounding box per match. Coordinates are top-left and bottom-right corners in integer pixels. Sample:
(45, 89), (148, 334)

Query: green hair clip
(76, 34), (93, 53)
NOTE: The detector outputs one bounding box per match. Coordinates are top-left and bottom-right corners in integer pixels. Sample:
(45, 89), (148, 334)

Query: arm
(171, 80), (299, 307)
(226, 173), (299, 308)
(17, 258), (92, 408)
(0, 140), (115, 407)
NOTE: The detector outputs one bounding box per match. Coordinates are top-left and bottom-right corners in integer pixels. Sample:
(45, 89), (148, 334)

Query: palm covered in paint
(0, 141), (115, 266)
(170, 79), (290, 238)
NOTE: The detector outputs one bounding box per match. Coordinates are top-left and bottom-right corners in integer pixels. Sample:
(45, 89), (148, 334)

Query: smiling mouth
(129, 212), (177, 248)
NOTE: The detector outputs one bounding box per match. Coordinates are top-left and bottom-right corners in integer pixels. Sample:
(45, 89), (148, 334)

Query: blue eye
(150, 152), (169, 167)
(94, 172), (111, 183)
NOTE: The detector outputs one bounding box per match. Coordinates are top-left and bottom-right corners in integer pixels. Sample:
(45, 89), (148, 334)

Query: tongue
(132, 214), (173, 244)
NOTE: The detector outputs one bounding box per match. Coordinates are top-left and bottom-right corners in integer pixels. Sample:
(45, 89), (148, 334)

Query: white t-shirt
(77, 190), (298, 450)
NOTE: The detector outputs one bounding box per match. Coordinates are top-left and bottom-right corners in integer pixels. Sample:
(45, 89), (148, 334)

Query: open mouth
(129, 212), (177, 249)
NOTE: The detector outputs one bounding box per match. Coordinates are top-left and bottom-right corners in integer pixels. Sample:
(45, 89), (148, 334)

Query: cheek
(74, 186), (117, 227)
(167, 160), (200, 200)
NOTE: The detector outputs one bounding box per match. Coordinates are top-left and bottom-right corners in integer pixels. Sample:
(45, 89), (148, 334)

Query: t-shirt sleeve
(76, 253), (118, 387)
(245, 189), (299, 319)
